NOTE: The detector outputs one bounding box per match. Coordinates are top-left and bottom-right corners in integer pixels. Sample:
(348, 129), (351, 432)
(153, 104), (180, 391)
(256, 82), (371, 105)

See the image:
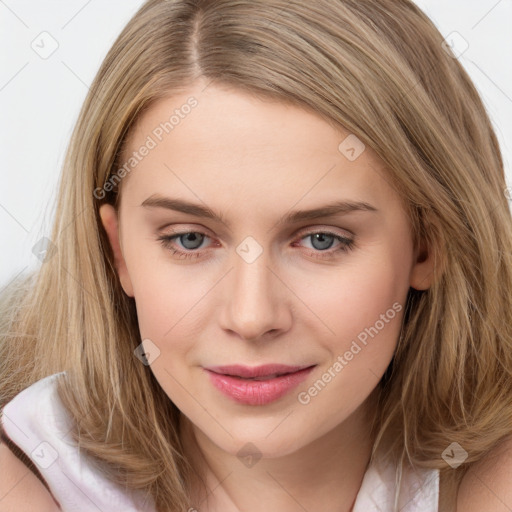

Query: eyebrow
(140, 194), (378, 228)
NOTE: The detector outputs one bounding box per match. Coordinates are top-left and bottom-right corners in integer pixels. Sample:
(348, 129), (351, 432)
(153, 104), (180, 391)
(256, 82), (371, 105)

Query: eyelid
(159, 224), (217, 241)
(294, 224), (354, 239)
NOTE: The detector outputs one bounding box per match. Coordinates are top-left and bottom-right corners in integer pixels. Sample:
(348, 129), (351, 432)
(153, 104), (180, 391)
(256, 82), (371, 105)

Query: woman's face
(100, 80), (433, 459)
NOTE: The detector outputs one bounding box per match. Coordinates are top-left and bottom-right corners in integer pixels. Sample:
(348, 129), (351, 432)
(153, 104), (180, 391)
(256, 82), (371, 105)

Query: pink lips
(204, 364), (316, 405)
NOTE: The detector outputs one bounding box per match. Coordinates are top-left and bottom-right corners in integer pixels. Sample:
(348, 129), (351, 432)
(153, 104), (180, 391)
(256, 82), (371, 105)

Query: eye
(157, 231), (211, 260)
(157, 229), (355, 260)
(293, 230), (355, 259)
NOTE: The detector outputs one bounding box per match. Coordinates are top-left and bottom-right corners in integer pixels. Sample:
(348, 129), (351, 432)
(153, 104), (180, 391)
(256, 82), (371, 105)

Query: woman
(1, 1), (512, 510)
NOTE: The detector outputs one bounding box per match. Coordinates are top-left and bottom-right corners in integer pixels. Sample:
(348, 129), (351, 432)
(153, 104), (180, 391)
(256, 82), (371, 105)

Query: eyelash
(156, 228), (356, 261)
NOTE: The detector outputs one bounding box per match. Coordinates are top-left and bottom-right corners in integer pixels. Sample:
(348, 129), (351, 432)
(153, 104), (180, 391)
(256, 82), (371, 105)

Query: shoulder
(456, 436), (512, 511)
(0, 441), (60, 511)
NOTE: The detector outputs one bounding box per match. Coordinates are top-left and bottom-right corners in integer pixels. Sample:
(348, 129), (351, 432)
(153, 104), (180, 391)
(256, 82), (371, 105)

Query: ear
(409, 235), (438, 291)
(99, 204), (134, 297)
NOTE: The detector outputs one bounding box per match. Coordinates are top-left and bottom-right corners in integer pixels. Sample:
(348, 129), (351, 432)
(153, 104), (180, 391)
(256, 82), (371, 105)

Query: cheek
(295, 241), (411, 344)
(292, 251), (408, 427)
(125, 247), (212, 362)
(131, 273), (200, 344)
(121, 238), (175, 337)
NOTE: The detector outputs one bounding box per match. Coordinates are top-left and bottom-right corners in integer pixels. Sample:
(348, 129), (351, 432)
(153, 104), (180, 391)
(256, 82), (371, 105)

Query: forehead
(118, 84), (398, 214)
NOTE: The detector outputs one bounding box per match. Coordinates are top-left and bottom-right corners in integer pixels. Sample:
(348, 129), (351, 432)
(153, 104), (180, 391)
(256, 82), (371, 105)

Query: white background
(1, 0), (511, 288)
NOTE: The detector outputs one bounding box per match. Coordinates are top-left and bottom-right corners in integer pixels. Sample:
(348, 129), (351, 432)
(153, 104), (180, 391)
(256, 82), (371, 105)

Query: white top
(352, 449), (439, 511)
(1, 372), (439, 511)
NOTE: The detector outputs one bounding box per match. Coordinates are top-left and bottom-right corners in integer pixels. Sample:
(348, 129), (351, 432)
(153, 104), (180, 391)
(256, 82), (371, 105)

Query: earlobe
(98, 204), (134, 297)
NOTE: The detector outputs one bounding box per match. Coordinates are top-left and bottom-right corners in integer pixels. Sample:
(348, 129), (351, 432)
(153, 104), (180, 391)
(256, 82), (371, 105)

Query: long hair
(1, 1), (511, 510)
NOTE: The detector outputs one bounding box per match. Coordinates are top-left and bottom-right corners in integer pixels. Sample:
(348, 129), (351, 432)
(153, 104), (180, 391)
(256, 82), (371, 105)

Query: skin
(99, 79), (434, 512)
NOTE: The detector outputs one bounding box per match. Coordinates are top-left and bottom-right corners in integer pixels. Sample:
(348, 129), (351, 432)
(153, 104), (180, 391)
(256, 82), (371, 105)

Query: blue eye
(157, 231), (209, 260)
(157, 230), (355, 261)
(298, 232), (354, 253)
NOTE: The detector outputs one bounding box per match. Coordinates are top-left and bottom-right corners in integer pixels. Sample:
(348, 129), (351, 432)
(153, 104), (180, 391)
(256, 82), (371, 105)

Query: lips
(205, 363), (315, 379)
(204, 364), (317, 406)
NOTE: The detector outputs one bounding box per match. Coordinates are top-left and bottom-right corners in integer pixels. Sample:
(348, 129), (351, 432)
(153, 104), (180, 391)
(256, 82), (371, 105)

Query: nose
(218, 248), (292, 341)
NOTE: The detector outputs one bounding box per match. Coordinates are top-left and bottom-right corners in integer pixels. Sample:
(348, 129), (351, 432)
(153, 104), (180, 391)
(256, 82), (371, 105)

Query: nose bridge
(220, 236), (288, 339)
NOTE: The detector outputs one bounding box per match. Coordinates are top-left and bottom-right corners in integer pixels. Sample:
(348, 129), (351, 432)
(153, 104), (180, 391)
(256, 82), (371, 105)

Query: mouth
(205, 363), (316, 379)
(203, 364), (317, 406)
(217, 372), (300, 381)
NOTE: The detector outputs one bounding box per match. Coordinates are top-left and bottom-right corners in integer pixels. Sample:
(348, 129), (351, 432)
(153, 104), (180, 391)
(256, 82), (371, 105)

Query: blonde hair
(2, 0), (512, 510)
